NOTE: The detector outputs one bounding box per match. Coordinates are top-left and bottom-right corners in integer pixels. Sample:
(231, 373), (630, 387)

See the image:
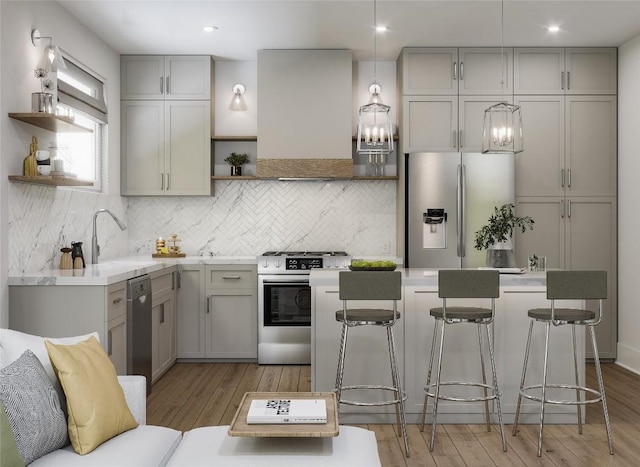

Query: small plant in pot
(474, 203), (534, 268)
(224, 152), (249, 176)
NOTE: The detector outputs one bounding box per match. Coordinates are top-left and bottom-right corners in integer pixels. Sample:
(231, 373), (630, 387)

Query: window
(54, 56), (108, 191)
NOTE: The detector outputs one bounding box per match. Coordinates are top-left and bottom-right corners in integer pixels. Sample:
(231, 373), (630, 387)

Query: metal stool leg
(477, 323), (491, 432)
(387, 326), (410, 457)
(537, 321), (551, 457)
(513, 319), (534, 436)
(334, 323), (349, 403)
(571, 324), (583, 434)
(486, 322), (507, 452)
(590, 326), (614, 455)
(420, 319), (440, 432)
(429, 319), (447, 452)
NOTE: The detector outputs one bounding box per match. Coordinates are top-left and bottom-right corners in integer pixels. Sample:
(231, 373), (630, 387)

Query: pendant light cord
(500, 0), (505, 101)
(373, 0), (377, 83)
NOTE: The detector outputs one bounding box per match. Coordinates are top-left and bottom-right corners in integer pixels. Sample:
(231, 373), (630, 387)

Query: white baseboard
(616, 342), (640, 376)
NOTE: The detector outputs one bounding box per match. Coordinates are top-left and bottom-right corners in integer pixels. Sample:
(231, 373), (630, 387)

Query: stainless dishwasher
(127, 274), (152, 395)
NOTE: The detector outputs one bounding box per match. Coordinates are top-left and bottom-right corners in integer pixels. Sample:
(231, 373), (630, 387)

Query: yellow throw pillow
(44, 336), (138, 455)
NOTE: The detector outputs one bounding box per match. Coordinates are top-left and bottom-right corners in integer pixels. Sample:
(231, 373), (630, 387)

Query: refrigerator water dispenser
(423, 209), (447, 249)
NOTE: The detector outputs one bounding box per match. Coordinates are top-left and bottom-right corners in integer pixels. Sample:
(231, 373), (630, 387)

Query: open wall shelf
(9, 113), (93, 133)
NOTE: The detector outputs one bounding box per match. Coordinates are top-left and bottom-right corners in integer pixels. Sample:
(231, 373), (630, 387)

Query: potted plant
(474, 203), (534, 268)
(224, 152), (249, 176)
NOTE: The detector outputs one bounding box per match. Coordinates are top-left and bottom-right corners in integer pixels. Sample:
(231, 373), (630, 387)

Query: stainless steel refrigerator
(405, 152), (515, 268)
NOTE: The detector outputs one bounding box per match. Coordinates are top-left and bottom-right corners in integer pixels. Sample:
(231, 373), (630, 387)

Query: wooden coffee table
(228, 391), (339, 437)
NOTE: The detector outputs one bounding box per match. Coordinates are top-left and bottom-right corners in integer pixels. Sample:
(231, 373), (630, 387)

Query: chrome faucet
(92, 209), (127, 264)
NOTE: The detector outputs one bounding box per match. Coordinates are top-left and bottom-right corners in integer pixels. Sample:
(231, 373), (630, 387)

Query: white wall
(616, 33), (640, 375)
(1, 2), (126, 323)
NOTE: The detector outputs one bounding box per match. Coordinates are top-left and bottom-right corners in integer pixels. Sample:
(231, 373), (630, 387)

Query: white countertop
(8, 256), (258, 286)
(310, 268), (547, 288)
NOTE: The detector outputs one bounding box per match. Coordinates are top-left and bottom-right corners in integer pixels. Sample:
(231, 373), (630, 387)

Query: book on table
(246, 398), (327, 424)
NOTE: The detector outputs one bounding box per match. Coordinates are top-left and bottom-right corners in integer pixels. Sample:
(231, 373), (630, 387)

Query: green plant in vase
(224, 152), (249, 176)
(474, 203), (534, 268)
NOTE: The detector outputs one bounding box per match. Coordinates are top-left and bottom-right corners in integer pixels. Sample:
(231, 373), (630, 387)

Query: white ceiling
(58, 1), (640, 61)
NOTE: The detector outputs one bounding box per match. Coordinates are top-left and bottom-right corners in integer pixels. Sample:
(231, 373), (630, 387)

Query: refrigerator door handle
(457, 164), (465, 258)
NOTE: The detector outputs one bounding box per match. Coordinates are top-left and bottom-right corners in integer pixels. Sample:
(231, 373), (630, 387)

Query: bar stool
(420, 269), (507, 452)
(512, 270), (614, 457)
(334, 270), (409, 457)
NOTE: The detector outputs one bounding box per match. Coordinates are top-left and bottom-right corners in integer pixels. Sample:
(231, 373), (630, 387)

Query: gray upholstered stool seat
(335, 309), (400, 324)
(335, 271), (409, 458)
(528, 308), (595, 322)
(513, 270), (613, 457)
(430, 307), (492, 320)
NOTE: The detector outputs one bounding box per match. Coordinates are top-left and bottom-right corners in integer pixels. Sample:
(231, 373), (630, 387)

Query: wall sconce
(31, 29), (66, 73)
(229, 83), (247, 111)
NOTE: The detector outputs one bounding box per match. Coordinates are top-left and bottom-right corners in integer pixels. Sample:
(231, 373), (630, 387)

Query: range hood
(257, 49), (353, 178)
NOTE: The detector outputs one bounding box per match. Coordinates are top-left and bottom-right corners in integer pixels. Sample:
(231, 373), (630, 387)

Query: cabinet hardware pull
(177, 270), (182, 289)
(561, 169), (565, 188)
(222, 275), (241, 280)
(108, 330), (112, 356)
(452, 130), (457, 149)
(567, 200), (572, 218)
(561, 71), (564, 90)
(166, 76), (170, 94)
(567, 169), (571, 188)
(166, 173), (170, 190)
(161, 173), (164, 190)
(459, 129), (464, 148)
(160, 76), (164, 94)
(112, 297), (123, 304)
(561, 200), (565, 218)
(160, 305), (165, 324)
(207, 296), (210, 313)
(567, 71), (570, 90)
(459, 61), (464, 80)
(453, 62), (457, 80)
(171, 271), (175, 290)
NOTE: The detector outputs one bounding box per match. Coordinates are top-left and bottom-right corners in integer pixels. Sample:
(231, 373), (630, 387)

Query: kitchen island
(310, 268), (584, 425)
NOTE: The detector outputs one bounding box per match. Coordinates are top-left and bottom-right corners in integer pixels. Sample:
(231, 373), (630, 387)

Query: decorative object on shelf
(152, 235), (186, 257)
(474, 203), (534, 268)
(71, 241), (86, 268)
(230, 84), (247, 111)
(60, 247), (73, 269)
(31, 29), (65, 115)
(155, 238), (166, 254)
(481, 0), (524, 154)
(356, 0), (394, 163)
(224, 152), (250, 176)
(23, 136), (39, 176)
(167, 234), (182, 255)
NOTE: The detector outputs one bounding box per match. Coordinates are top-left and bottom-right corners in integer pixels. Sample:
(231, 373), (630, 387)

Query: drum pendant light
(482, 0), (524, 154)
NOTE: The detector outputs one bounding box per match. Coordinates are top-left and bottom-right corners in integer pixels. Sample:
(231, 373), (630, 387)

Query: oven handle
(259, 275), (310, 285)
(262, 281), (310, 287)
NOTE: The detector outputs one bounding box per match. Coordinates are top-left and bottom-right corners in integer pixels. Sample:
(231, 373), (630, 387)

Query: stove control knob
(262, 259), (269, 268)
(275, 260), (281, 268)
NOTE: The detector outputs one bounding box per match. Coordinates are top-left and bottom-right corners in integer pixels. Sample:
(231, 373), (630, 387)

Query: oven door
(259, 275), (311, 327)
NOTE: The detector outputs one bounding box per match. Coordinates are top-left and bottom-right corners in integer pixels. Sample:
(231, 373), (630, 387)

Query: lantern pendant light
(482, 0), (524, 154)
(356, 0), (393, 157)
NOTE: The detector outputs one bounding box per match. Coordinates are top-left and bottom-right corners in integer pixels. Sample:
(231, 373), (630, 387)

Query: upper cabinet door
(458, 48), (513, 95)
(121, 56), (165, 99)
(401, 48), (458, 95)
(565, 48), (617, 95)
(402, 96), (458, 153)
(164, 56), (212, 100)
(514, 48), (564, 95)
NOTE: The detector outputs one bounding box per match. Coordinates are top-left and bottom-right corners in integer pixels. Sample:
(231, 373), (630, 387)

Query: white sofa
(0, 329), (182, 467)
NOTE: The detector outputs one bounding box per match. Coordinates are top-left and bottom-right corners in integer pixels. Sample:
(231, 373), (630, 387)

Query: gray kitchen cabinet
(399, 47), (513, 96)
(9, 280), (129, 373)
(121, 55), (212, 100)
(205, 265), (257, 359)
(176, 265), (206, 359)
(401, 95), (509, 153)
(515, 95), (617, 198)
(514, 48), (617, 95)
(121, 100), (211, 196)
(121, 55), (212, 196)
(150, 267), (177, 383)
(515, 196), (617, 360)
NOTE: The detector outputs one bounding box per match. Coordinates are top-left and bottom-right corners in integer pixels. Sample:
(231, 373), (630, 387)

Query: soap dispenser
(71, 241), (86, 268)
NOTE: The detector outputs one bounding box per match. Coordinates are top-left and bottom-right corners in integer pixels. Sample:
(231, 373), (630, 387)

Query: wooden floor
(148, 362), (640, 466)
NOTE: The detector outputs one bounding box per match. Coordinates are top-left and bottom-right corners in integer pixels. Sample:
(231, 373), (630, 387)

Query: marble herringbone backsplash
(127, 180), (397, 257)
(8, 180), (396, 273)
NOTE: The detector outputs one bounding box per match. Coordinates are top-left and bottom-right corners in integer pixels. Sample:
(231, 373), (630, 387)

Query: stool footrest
(337, 385), (407, 407)
(520, 383), (603, 405)
(424, 381), (499, 403)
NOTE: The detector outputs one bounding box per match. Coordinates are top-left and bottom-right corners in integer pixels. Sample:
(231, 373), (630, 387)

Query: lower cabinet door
(107, 314), (127, 376)
(152, 291), (176, 383)
(205, 292), (257, 359)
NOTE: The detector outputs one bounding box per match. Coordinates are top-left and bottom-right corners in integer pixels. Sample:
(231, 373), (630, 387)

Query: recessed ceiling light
(376, 25), (387, 33)
(203, 26), (218, 33)
(547, 26), (560, 33)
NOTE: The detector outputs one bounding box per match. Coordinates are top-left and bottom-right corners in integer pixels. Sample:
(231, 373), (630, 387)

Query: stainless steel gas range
(257, 251), (351, 364)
